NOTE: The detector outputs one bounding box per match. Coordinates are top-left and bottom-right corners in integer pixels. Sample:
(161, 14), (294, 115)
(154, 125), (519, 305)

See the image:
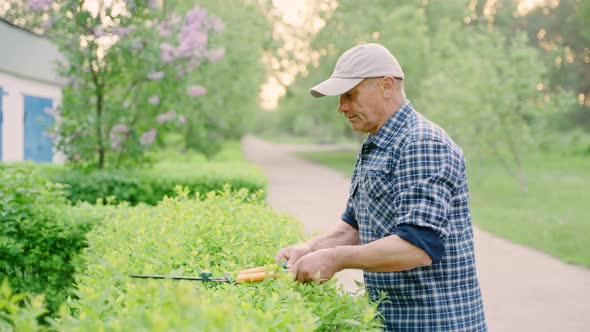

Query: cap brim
(309, 77), (363, 97)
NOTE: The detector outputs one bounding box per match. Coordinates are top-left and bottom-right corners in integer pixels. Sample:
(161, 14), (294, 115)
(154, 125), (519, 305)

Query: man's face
(337, 78), (384, 135)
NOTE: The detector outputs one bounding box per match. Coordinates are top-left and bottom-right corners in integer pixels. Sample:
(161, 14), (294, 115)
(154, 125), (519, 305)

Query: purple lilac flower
(160, 43), (176, 63)
(147, 71), (164, 80)
(93, 26), (105, 37)
(148, 0), (160, 9)
(206, 48), (225, 62)
(158, 14), (181, 37)
(110, 124), (130, 151)
(40, 18), (55, 30)
(112, 124), (130, 134)
(180, 31), (208, 58)
(26, 0), (53, 11)
(186, 7), (208, 27)
(155, 6), (221, 64)
(148, 95), (160, 105)
(132, 37), (143, 50)
(157, 110), (176, 123)
(112, 25), (136, 37)
(140, 129), (157, 145)
(187, 85), (207, 97)
(175, 7), (210, 59)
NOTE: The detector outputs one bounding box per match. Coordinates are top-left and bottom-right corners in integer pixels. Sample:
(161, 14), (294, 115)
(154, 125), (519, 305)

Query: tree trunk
(92, 65), (105, 169)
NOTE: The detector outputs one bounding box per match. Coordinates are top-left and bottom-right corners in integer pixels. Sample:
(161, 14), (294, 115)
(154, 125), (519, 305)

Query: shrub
(40, 162), (267, 206)
(0, 280), (46, 332)
(0, 165), (107, 318)
(55, 189), (381, 331)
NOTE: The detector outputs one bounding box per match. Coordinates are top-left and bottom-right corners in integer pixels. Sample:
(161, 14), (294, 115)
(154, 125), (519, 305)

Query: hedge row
(53, 189), (381, 331)
(37, 161), (267, 206)
(0, 165), (109, 322)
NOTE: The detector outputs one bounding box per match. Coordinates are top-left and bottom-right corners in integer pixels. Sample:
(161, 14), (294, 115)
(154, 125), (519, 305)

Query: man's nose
(338, 96), (348, 112)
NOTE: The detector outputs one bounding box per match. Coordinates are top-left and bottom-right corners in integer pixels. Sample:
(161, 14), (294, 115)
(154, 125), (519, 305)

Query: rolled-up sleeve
(392, 139), (463, 261)
(341, 205), (358, 230)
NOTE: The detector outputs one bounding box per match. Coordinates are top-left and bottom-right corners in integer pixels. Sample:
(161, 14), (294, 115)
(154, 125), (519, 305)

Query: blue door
(24, 95), (54, 162)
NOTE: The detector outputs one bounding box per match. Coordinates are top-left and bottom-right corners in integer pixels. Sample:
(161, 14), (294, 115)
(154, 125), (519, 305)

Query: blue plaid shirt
(344, 101), (487, 331)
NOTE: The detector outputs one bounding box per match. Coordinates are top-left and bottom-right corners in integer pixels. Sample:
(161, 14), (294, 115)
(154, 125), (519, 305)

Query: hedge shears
(130, 264), (288, 284)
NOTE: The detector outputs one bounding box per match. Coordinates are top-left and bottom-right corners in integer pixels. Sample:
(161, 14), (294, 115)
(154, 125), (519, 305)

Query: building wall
(0, 18), (63, 84)
(0, 18), (65, 163)
(0, 71), (63, 163)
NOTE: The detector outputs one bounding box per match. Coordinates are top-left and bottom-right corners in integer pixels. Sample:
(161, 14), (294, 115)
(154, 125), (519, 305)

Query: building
(0, 17), (64, 163)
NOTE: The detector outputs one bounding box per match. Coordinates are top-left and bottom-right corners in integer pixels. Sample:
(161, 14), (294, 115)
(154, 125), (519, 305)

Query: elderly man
(276, 43), (487, 331)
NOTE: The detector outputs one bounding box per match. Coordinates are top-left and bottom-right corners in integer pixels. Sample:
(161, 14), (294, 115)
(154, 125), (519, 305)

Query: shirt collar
(367, 100), (413, 148)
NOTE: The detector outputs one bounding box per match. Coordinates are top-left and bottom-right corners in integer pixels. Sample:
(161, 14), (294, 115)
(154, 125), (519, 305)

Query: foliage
(52, 189), (381, 331)
(420, 24), (554, 192)
(270, 0), (434, 142)
(167, 0), (276, 157)
(0, 140), (266, 206)
(40, 162), (267, 205)
(0, 165), (107, 318)
(271, 0), (576, 191)
(0, 280), (46, 332)
(471, 0), (590, 130)
(2, 0), (225, 169)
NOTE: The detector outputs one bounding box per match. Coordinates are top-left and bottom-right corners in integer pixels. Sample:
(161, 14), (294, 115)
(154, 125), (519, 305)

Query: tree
(276, 0), (431, 142)
(276, 0), (569, 191)
(470, 0), (590, 130)
(420, 26), (558, 192)
(3, 0), (225, 169)
(168, 0), (276, 158)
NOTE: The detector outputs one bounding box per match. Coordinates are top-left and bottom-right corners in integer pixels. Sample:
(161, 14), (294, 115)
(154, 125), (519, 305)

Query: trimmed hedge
(0, 165), (109, 320)
(54, 189), (381, 331)
(0, 280), (46, 332)
(39, 162), (267, 206)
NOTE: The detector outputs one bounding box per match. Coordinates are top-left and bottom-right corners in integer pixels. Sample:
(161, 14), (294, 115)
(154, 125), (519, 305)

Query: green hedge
(54, 189), (381, 331)
(37, 161), (267, 206)
(0, 165), (109, 321)
(0, 280), (46, 332)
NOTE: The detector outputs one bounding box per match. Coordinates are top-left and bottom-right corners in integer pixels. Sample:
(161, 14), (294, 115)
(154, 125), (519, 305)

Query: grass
(149, 140), (248, 164)
(296, 150), (590, 268)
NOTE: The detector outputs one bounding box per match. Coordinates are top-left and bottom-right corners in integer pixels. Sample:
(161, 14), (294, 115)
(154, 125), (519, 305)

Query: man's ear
(381, 76), (395, 97)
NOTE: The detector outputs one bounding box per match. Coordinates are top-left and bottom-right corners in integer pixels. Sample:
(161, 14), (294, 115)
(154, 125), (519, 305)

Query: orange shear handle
(235, 266), (280, 283)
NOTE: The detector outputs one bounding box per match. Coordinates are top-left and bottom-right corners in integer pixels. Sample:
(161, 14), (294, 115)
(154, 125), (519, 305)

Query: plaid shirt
(345, 101), (487, 331)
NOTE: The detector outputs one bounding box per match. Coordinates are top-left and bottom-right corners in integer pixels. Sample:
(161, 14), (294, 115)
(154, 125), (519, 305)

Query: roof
(0, 17), (63, 85)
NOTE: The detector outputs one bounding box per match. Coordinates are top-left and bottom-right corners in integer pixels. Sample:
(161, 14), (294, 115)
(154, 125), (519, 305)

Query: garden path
(242, 135), (590, 332)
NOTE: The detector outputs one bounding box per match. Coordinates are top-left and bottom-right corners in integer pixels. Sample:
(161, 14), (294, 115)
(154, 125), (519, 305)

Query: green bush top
(56, 189), (381, 331)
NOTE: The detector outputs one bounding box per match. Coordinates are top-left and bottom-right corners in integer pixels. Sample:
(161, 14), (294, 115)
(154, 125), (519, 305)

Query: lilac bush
(4, 0), (225, 169)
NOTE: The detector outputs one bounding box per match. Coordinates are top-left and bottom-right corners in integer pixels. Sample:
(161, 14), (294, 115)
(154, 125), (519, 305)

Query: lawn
(297, 150), (590, 268)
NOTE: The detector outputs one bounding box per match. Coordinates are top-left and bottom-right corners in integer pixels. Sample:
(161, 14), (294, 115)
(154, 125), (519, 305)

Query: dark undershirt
(341, 209), (445, 263)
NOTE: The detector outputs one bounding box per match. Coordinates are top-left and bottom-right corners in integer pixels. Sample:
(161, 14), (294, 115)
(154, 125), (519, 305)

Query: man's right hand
(275, 242), (313, 267)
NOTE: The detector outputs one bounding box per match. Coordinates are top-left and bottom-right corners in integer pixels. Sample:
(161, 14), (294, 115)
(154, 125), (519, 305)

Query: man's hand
(275, 242), (313, 267)
(290, 248), (339, 283)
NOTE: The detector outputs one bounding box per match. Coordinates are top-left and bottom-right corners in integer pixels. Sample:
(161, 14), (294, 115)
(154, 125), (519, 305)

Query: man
(275, 43), (487, 331)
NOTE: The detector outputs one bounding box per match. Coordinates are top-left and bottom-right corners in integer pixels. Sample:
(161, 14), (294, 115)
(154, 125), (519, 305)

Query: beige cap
(310, 43), (404, 97)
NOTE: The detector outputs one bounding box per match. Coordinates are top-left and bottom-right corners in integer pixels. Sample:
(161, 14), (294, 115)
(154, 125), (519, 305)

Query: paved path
(242, 136), (590, 332)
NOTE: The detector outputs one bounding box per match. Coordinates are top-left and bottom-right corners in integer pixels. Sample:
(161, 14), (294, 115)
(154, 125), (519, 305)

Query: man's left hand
(290, 248), (339, 283)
